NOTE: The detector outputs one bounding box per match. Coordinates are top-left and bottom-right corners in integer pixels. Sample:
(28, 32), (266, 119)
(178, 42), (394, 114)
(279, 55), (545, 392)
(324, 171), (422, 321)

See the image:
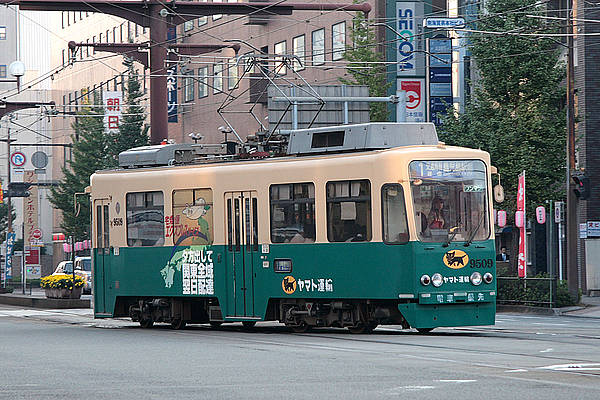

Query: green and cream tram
(90, 123), (496, 332)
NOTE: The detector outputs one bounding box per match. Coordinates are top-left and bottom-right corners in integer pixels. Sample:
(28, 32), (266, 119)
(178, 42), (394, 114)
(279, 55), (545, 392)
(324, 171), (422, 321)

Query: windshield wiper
(464, 214), (485, 247)
(442, 226), (460, 248)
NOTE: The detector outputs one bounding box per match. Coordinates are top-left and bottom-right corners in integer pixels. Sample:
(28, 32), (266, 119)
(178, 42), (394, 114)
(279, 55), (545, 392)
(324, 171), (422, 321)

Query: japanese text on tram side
(181, 249), (214, 295)
(298, 278), (333, 293)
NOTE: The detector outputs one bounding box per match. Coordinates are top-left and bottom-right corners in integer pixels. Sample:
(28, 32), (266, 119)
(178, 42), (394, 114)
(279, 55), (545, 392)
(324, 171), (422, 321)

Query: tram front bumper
(398, 291), (496, 329)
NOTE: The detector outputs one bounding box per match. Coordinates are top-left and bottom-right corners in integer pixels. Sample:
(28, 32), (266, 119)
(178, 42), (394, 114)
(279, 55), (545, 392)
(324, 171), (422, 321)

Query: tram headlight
(483, 272), (494, 284)
(470, 272), (482, 286)
(431, 273), (443, 288)
(420, 275), (431, 286)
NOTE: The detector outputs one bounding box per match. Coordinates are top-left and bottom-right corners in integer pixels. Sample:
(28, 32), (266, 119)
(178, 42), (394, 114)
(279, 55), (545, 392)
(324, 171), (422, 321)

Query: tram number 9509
(469, 258), (493, 268)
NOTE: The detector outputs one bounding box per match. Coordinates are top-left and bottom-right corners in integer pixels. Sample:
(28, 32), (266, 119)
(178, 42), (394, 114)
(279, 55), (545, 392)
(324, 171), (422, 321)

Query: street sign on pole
(423, 17), (466, 29)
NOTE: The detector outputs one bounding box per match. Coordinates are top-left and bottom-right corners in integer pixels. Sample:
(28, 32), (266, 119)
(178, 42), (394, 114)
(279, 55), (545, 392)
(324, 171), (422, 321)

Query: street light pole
(566, 0), (579, 300)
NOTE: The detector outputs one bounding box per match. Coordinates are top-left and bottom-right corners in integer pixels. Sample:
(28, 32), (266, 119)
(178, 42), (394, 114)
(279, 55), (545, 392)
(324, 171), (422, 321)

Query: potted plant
(40, 274), (84, 299)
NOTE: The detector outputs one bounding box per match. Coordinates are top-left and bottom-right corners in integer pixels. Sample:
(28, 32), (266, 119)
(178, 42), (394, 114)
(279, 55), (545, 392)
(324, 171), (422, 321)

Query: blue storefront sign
(167, 27), (178, 123)
(429, 67), (452, 83)
(5, 232), (15, 281)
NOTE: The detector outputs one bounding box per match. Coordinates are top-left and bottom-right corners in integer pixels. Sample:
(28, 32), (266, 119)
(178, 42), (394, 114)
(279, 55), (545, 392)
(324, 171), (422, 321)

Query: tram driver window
(126, 191), (165, 247)
(326, 180), (372, 242)
(270, 183), (315, 244)
(382, 184), (409, 244)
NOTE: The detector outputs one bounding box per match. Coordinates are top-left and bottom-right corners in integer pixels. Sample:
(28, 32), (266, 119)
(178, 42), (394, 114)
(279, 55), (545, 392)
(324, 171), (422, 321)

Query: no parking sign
(10, 151), (26, 167)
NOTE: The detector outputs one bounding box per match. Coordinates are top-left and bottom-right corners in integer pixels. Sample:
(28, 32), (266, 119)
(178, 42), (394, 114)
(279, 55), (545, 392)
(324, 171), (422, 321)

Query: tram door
(93, 200), (110, 314)
(224, 191), (259, 318)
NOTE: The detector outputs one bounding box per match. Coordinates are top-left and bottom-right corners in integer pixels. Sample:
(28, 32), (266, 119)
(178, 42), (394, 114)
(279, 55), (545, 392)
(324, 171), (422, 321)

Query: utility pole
(566, 0), (579, 300)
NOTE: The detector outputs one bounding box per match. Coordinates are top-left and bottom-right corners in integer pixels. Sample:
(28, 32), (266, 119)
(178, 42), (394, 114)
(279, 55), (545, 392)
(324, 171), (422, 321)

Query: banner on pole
(517, 171), (526, 278)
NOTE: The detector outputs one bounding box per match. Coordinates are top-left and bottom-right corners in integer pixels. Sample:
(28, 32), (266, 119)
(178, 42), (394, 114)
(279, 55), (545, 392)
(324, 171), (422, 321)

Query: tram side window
(326, 180), (371, 242)
(126, 191), (165, 247)
(382, 184), (409, 244)
(172, 189), (214, 245)
(270, 183), (315, 243)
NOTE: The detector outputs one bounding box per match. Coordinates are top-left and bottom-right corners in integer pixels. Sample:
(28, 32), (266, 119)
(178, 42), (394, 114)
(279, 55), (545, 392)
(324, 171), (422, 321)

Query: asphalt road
(0, 307), (598, 400)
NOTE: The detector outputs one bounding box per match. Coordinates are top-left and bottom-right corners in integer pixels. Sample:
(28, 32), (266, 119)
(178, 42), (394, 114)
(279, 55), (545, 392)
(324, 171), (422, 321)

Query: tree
(341, 8), (391, 121)
(440, 0), (566, 217)
(0, 201), (16, 240)
(50, 94), (108, 239)
(106, 59), (149, 167)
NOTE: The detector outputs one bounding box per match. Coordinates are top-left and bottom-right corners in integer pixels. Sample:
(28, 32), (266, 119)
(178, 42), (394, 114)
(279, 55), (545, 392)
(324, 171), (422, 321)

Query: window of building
(382, 184), (409, 244)
(61, 13), (65, 29)
(270, 183), (315, 243)
(274, 40), (287, 75)
(85, 39), (89, 57)
(127, 22), (132, 41)
(72, 11), (76, 23)
(326, 179), (371, 242)
(332, 22), (346, 61)
(126, 191), (165, 247)
(213, 63), (223, 93)
(62, 49), (66, 66)
(184, 71), (194, 101)
(135, 23), (139, 37)
(112, 27), (116, 43)
(312, 28), (325, 65)
(228, 58), (238, 89)
(172, 189), (214, 245)
(198, 66), (208, 98)
(213, 0), (223, 20)
(99, 33), (103, 45)
(0, 65), (6, 78)
(119, 24), (123, 42)
(184, 20), (194, 32)
(106, 30), (109, 43)
(198, 0), (208, 26)
(292, 35), (305, 71)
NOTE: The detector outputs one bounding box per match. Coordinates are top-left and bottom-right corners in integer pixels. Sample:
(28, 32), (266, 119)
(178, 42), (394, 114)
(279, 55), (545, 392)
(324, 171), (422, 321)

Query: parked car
(53, 256), (92, 294)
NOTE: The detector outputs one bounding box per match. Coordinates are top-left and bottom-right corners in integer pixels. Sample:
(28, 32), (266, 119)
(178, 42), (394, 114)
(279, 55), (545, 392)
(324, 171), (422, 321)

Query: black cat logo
(282, 276), (297, 294)
(444, 250), (469, 269)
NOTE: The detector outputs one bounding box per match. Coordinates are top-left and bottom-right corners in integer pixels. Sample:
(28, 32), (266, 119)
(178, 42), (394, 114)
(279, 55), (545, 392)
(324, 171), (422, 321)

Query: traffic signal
(6, 182), (32, 198)
(572, 175), (590, 200)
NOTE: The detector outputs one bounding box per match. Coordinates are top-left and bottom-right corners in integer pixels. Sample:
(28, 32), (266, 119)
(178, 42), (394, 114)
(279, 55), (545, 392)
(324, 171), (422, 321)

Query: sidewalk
(559, 295), (600, 319)
(0, 288), (91, 309)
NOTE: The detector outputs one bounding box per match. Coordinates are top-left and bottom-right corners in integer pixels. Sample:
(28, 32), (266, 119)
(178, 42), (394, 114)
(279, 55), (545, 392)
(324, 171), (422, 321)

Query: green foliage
(341, 7), (391, 121)
(497, 275), (578, 308)
(0, 199), (16, 240)
(440, 0), (566, 215)
(106, 60), (149, 167)
(49, 94), (108, 239)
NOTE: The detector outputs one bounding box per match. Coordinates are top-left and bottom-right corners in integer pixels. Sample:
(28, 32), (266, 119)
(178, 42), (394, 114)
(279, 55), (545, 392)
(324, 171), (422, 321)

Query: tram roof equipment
(118, 123), (439, 168)
(285, 122), (438, 155)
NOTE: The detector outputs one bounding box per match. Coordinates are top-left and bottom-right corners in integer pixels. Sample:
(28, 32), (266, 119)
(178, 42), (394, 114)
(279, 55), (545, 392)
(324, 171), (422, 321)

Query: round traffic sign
(11, 151), (26, 167)
(31, 228), (43, 240)
(31, 151), (48, 168)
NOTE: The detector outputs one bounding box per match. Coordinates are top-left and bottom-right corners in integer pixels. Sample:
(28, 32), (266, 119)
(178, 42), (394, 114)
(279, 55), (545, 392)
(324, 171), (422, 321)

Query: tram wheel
(139, 318), (154, 329)
(348, 321), (376, 334)
(291, 322), (311, 333)
(242, 321), (257, 329)
(171, 319), (187, 330)
(416, 327), (434, 334)
(210, 321), (223, 328)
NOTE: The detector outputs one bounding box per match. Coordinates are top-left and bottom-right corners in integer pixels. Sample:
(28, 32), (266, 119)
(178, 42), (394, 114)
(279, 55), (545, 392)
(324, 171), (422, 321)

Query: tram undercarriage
(123, 296), (410, 333)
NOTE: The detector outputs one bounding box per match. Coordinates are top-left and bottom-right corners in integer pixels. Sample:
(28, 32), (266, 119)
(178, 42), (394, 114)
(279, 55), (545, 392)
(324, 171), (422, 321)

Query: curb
(497, 304), (558, 316)
(0, 294), (90, 309)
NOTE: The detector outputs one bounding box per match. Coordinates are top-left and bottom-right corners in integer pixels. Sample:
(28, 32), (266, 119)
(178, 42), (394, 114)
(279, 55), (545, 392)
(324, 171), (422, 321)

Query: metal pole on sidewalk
(21, 222), (25, 294)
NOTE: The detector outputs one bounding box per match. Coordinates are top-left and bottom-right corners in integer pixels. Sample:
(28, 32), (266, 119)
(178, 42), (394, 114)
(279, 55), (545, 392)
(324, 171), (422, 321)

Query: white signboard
(398, 78), (426, 122)
(423, 17), (466, 29)
(396, 1), (424, 76)
(103, 91), (122, 135)
(587, 221), (600, 237)
(580, 223), (588, 239)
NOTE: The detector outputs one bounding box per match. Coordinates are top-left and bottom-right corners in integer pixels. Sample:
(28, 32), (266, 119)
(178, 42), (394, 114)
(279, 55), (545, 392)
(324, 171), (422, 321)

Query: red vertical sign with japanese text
(517, 171), (526, 278)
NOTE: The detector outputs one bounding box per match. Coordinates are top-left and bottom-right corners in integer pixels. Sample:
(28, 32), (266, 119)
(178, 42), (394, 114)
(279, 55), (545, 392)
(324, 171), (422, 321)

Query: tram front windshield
(409, 160), (489, 243)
